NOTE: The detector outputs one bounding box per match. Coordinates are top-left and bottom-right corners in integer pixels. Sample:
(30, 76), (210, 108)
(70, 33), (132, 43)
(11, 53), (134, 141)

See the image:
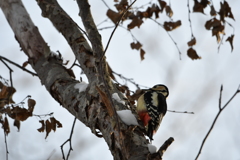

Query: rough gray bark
(0, 0), (170, 159)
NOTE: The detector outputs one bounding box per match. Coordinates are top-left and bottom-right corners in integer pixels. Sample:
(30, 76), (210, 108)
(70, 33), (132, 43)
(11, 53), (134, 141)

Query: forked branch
(195, 85), (240, 160)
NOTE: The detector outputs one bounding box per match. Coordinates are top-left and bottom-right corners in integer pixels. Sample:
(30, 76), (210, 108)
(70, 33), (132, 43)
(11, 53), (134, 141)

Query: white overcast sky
(1, 0), (240, 160)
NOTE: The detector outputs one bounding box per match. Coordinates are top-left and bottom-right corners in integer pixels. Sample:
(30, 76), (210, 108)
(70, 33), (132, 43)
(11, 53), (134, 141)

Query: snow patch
(74, 81), (88, 93)
(148, 144), (157, 153)
(112, 93), (125, 105)
(117, 110), (138, 126)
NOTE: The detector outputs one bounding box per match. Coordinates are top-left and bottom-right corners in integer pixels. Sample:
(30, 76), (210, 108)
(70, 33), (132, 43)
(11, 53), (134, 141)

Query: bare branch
(167, 109), (194, 114)
(158, 137), (174, 157)
(101, 0), (138, 60)
(3, 129), (9, 160)
(112, 70), (148, 90)
(76, 0), (104, 58)
(0, 55), (37, 76)
(218, 85), (223, 109)
(195, 85), (240, 160)
(61, 117), (77, 160)
(101, 0), (110, 9)
(150, 18), (182, 60)
(187, 0), (194, 38)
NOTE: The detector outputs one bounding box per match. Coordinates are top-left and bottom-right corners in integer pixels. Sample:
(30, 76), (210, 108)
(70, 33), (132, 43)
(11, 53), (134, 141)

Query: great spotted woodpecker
(136, 84), (169, 140)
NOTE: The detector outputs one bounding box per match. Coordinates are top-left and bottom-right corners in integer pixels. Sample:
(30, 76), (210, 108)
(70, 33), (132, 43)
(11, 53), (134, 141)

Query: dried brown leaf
(106, 9), (122, 24)
(150, 4), (161, 19)
(28, 98), (36, 113)
(115, 0), (128, 11)
(187, 48), (201, 60)
(56, 120), (62, 128)
(193, 0), (204, 14)
(158, 0), (166, 12)
(163, 20), (181, 31)
(50, 117), (57, 132)
(37, 120), (45, 132)
(200, 0), (210, 8)
(9, 106), (31, 121)
(219, 1), (235, 22)
(22, 61), (28, 68)
(165, 6), (173, 18)
(140, 49), (145, 61)
(45, 119), (52, 139)
(0, 82), (16, 106)
(187, 37), (196, 47)
(210, 5), (217, 16)
(226, 35), (234, 52)
(3, 117), (10, 135)
(130, 41), (142, 50)
(127, 17), (143, 29)
(13, 119), (20, 131)
(205, 18), (222, 30)
(9, 106), (32, 121)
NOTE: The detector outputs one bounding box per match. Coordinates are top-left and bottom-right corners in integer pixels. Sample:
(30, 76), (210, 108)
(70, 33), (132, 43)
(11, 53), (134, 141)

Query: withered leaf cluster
(106, 0), (181, 60)
(194, 1), (234, 46)
(1, 97), (36, 135)
(188, 0), (235, 60)
(0, 81), (16, 108)
(37, 117), (62, 139)
(0, 81), (62, 139)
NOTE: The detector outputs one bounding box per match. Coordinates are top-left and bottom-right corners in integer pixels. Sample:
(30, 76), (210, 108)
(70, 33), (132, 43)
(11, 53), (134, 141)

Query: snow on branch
(74, 81), (88, 93)
(112, 93), (125, 105)
(116, 110), (138, 126)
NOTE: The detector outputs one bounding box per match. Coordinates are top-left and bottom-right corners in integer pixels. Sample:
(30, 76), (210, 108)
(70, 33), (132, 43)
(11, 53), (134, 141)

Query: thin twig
(150, 18), (182, 60)
(4, 129), (9, 160)
(112, 70), (148, 89)
(218, 85), (223, 109)
(101, 0), (110, 9)
(101, 0), (138, 60)
(119, 25), (138, 42)
(217, 32), (225, 53)
(46, 149), (56, 160)
(97, 18), (109, 27)
(167, 109), (194, 114)
(33, 112), (54, 119)
(195, 85), (240, 160)
(98, 26), (115, 31)
(61, 117), (77, 160)
(187, 0), (194, 38)
(0, 55), (37, 76)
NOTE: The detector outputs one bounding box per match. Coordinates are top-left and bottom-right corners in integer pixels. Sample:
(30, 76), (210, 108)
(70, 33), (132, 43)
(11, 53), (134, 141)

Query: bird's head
(151, 84), (169, 98)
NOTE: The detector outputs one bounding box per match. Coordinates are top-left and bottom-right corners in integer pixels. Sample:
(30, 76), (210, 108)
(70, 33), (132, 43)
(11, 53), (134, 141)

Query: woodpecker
(136, 84), (169, 140)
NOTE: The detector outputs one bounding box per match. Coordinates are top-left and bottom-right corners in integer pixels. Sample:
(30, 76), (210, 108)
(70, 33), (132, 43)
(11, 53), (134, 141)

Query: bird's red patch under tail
(138, 111), (151, 126)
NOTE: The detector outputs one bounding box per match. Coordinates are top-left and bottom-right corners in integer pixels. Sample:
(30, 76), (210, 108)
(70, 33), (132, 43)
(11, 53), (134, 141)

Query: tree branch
(0, 55), (37, 76)
(101, 0), (138, 60)
(195, 85), (240, 160)
(76, 0), (104, 58)
(61, 117), (77, 160)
